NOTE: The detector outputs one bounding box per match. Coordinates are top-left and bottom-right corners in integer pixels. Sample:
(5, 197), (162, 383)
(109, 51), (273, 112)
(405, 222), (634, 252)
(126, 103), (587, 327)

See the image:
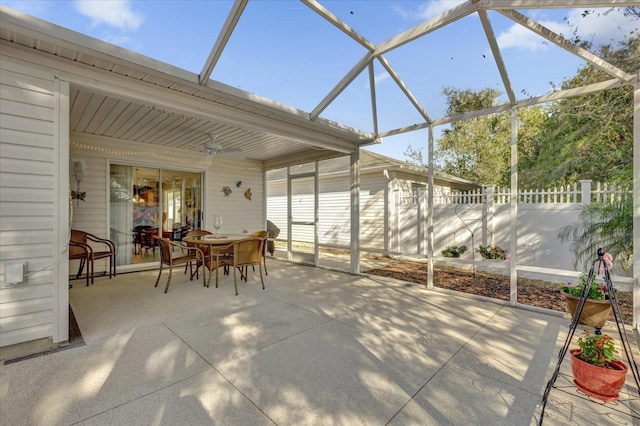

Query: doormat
(4, 305), (85, 365)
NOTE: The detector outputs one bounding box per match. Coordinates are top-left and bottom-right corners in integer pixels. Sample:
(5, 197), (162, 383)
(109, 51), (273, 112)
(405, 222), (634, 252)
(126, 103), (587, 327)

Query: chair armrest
(86, 233), (116, 253)
(69, 240), (92, 252)
(171, 239), (205, 259)
(69, 240), (92, 258)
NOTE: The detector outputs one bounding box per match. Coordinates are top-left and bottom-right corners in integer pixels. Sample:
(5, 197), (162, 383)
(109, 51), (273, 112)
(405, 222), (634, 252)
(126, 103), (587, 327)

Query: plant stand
(539, 249), (640, 424)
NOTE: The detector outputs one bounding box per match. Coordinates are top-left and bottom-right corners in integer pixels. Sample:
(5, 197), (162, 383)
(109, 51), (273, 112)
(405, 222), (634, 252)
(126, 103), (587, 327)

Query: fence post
(483, 185), (494, 246)
(580, 179), (592, 204)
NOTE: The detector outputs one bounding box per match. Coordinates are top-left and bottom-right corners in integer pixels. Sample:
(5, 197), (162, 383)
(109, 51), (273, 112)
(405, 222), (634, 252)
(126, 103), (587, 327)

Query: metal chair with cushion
(69, 230), (116, 286)
(154, 236), (205, 293)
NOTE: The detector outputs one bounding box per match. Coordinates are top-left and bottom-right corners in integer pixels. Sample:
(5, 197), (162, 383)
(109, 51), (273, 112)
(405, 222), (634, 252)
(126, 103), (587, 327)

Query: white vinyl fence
(398, 180), (631, 278)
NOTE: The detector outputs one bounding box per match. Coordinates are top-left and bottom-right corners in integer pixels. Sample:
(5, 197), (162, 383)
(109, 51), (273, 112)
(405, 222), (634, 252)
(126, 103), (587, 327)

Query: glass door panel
(110, 164), (202, 269)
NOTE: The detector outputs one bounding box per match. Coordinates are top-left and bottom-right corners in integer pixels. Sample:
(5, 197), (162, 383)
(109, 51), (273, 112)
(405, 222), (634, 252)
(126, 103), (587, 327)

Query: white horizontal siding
(70, 134), (266, 267)
(266, 169), (388, 252)
(0, 59), (58, 347)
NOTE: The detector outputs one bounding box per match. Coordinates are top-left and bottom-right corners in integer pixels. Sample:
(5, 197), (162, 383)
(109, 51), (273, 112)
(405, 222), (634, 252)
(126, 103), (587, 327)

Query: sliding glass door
(109, 164), (202, 269)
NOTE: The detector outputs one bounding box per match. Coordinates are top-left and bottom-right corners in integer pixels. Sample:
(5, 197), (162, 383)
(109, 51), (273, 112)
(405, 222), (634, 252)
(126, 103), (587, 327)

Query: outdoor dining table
(182, 233), (249, 247)
(183, 233), (249, 281)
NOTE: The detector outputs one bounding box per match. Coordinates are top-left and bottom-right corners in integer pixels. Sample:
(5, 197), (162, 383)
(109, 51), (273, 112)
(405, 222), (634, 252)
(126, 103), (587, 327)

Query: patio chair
(140, 228), (158, 258)
(184, 229), (212, 278)
(250, 230), (269, 276)
(69, 230), (116, 286)
(202, 242), (234, 289)
(133, 225), (153, 255)
(154, 236), (205, 293)
(220, 237), (264, 296)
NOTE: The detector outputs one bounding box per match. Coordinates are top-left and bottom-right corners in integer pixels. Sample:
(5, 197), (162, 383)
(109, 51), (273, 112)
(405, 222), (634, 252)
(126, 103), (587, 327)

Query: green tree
(519, 36), (638, 189)
(406, 88), (545, 187)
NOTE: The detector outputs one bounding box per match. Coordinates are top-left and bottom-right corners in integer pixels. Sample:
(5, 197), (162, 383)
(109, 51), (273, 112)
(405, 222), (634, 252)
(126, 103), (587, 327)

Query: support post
(427, 125), (434, 289)
(633, 72), (639, 330)
(509, 107), (518, 306)
(579, 179), (592, 204)
(350, 148), (360, 274)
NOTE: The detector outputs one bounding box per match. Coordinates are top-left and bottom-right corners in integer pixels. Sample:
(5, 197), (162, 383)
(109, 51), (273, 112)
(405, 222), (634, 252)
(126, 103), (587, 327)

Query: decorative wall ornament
(244, 188), (252, 200)
(71, 159), (86, 205)
(222, 186), (232, 196)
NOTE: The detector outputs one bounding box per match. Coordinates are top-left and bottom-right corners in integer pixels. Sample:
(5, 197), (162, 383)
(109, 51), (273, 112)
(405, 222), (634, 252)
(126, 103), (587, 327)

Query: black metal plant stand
(539, 248), (640, 424)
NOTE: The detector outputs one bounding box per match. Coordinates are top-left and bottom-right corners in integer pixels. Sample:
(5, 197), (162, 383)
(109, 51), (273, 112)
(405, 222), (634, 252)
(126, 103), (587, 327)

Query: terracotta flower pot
(570, 349), (627, 402)
(563, 293), (612, 330)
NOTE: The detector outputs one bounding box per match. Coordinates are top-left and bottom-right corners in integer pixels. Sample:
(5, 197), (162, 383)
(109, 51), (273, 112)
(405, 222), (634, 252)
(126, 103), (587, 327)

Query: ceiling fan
(203, 133), (244, 158)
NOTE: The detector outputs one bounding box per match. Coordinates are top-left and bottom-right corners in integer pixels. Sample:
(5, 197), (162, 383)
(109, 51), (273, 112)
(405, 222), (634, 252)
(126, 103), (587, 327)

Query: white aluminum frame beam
(376, 1), (479, 55)
(477, 0), (639, 10)
(301, 0), (376, 52)
(499, 8), (633, 83)
(478, 10), (516, 105)
(378, 78), (630, 139)
(377, 55), (432, 123)
(311, 52), (373, 120)
(199, 0), (248, 86)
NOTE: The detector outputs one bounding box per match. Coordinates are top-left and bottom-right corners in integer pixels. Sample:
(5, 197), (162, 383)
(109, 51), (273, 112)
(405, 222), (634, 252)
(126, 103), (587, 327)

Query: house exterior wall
(0, 54), (267, 351)
(69, 135), (266, 276)
(0, 58), (69, 348)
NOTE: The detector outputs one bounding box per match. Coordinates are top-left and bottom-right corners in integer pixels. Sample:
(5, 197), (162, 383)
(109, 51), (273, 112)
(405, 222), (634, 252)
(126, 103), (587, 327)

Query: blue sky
(3, 1), (637, 161)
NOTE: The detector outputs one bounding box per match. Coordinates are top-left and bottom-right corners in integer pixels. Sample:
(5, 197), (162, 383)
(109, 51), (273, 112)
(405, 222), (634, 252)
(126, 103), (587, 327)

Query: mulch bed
(364, 260), (632, 324)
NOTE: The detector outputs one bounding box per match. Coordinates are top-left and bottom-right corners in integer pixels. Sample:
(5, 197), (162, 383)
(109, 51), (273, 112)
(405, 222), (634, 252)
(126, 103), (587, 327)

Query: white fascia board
(0, 6), (195, 83)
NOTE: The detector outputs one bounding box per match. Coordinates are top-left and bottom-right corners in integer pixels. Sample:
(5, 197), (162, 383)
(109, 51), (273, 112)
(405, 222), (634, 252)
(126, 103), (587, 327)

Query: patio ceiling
(0, 1), (637, 170)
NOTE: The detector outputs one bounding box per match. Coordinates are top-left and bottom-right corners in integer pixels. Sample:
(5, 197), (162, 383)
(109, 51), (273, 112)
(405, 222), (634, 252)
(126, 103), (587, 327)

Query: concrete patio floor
(1, 259), (639, 425)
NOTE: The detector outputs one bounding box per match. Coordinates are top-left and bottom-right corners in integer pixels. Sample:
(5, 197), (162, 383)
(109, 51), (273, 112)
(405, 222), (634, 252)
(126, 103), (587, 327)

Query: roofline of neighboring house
(265, 148), (480, 188)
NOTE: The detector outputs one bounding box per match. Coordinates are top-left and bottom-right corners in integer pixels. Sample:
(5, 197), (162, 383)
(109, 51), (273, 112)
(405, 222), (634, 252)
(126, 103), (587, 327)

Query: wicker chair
(250, 230), (269, 276)
(69, 230), (116, 286)
(202, 242), (234, 289)
(221, 237), (264, 296)
(184, 229), (212, 278)
(154, 236), (205, 293)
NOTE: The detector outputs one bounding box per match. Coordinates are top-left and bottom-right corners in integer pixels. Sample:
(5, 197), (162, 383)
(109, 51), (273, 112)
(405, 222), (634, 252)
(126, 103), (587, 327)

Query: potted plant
(561, 272), (611, 332)
(441, 245), (467, 258)
(476, 244), (507, 260)
(570, 330), (627, 402)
